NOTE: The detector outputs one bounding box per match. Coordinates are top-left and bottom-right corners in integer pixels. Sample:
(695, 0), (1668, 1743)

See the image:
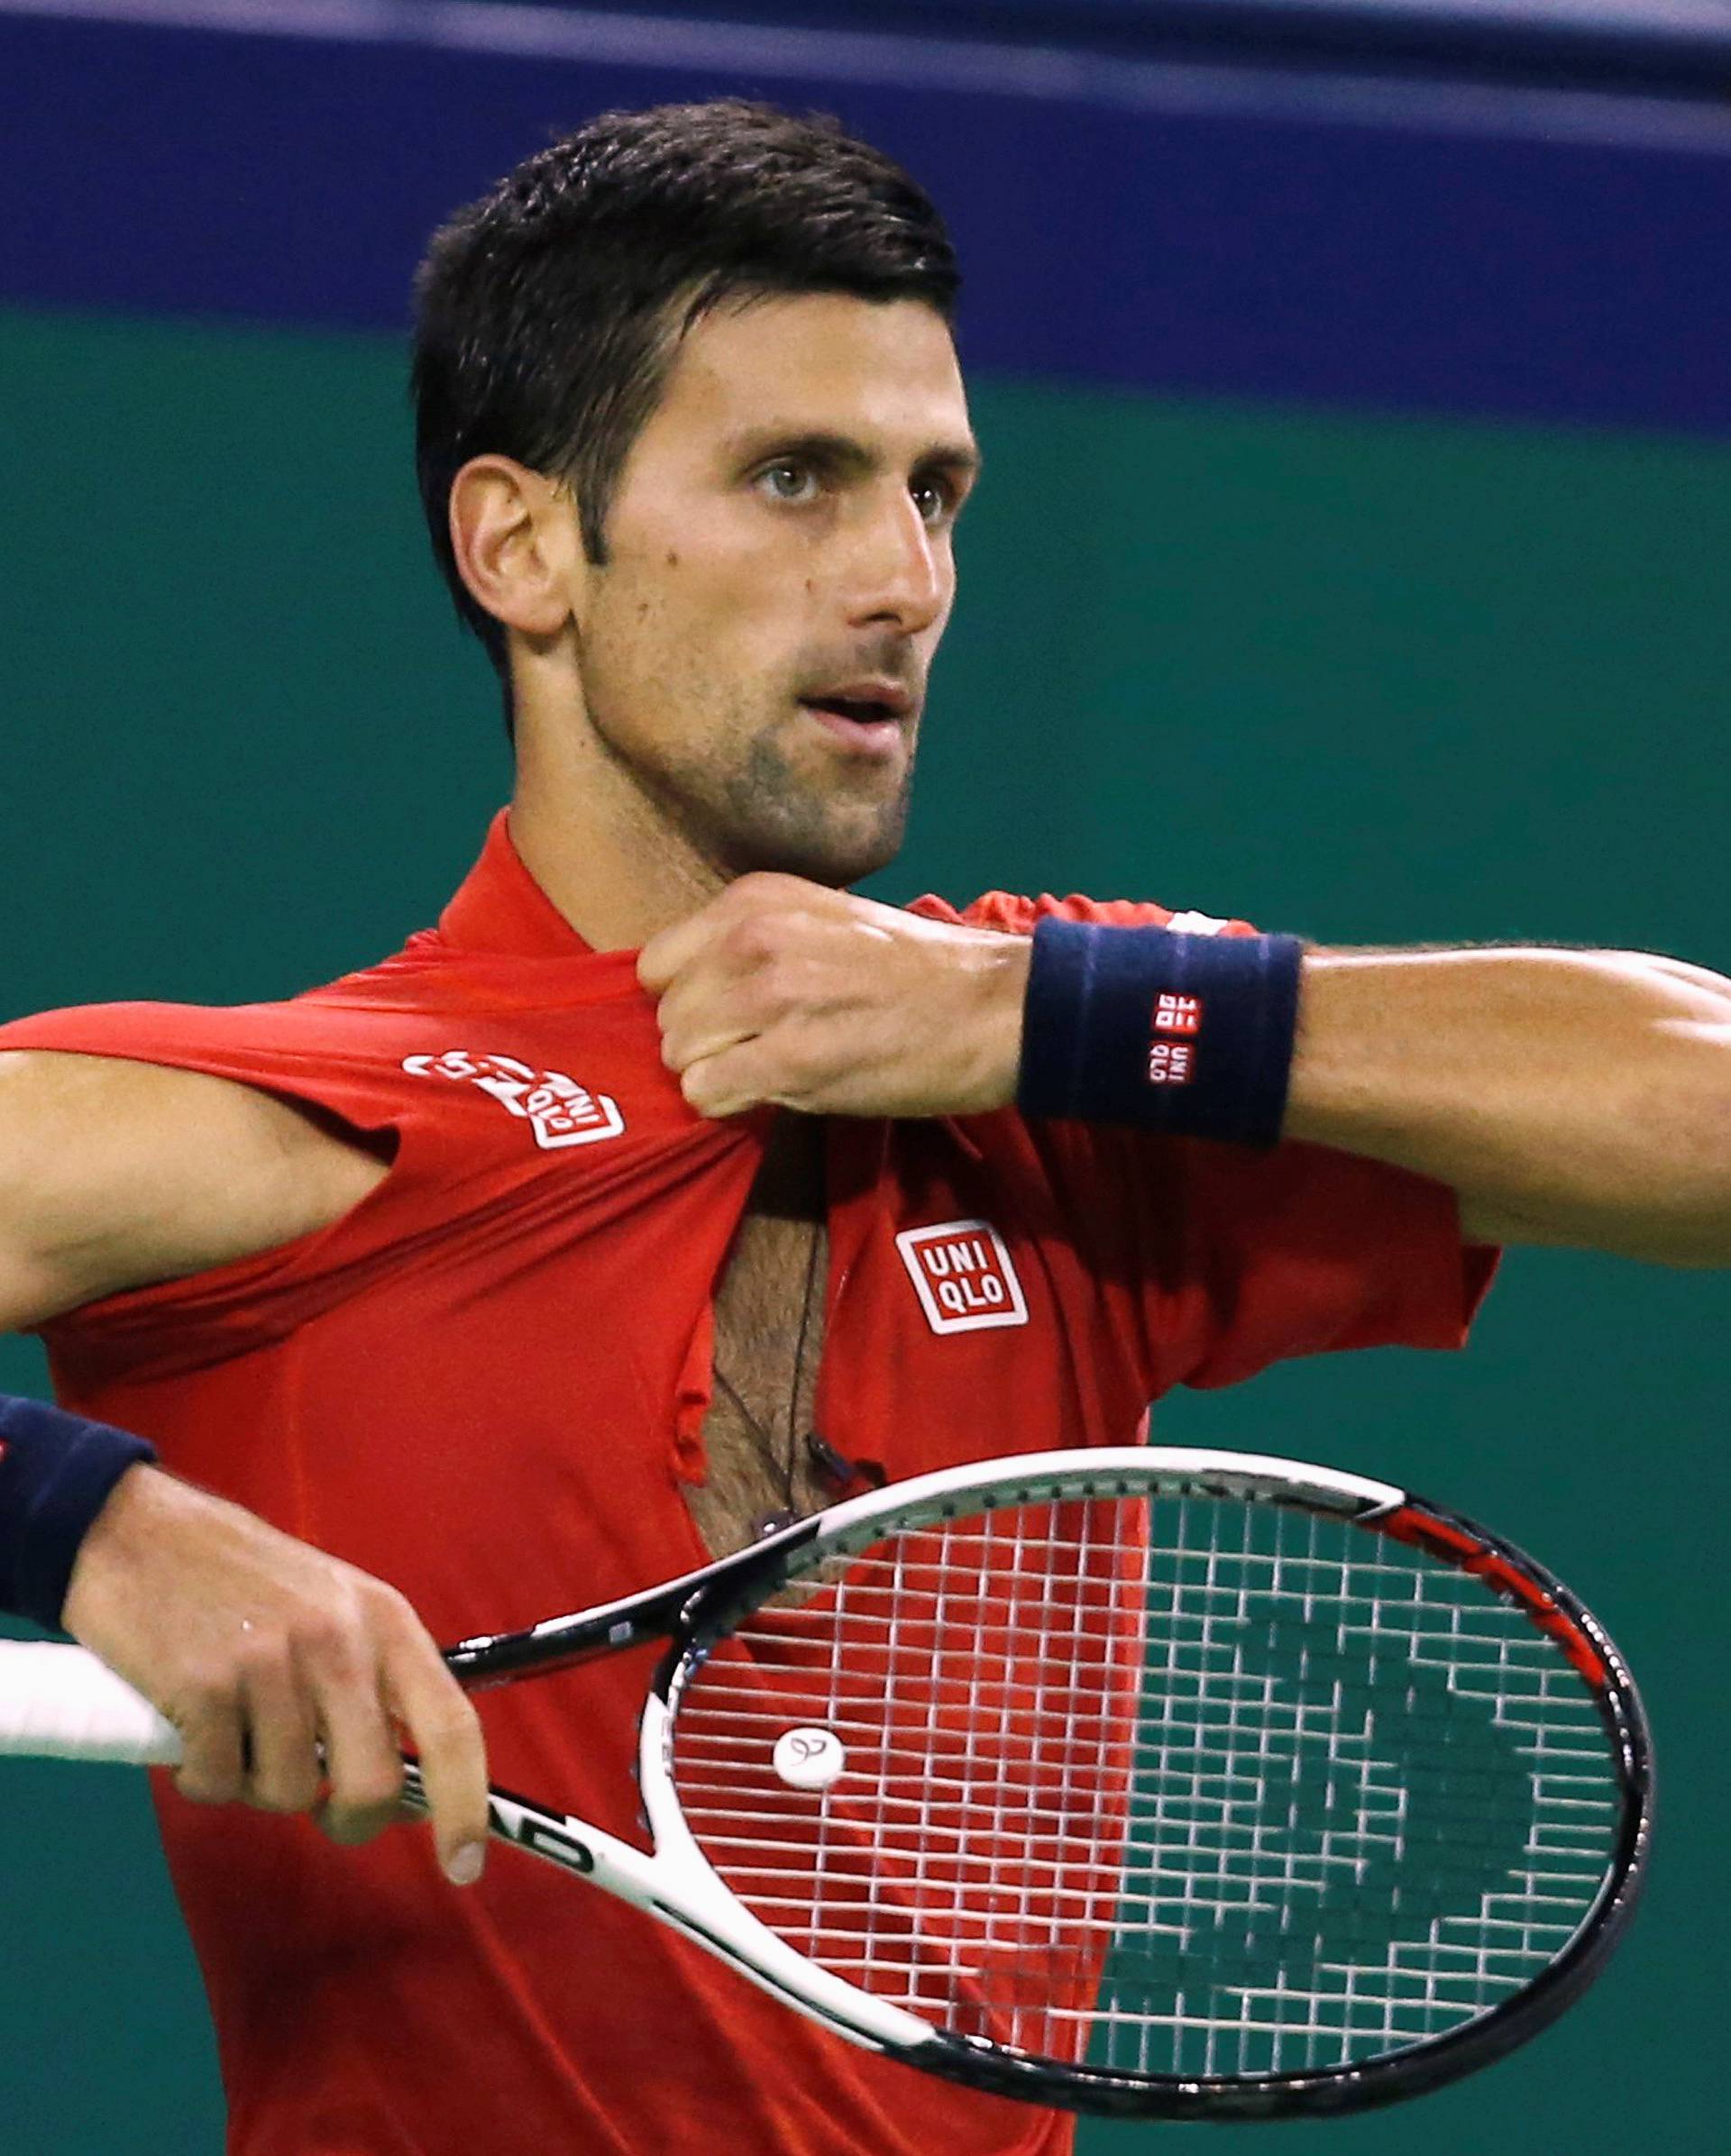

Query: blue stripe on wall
(3, 5), (1728, 431)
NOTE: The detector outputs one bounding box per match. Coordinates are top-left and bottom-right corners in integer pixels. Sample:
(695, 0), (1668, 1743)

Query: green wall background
(2, 303), (1726, 2151)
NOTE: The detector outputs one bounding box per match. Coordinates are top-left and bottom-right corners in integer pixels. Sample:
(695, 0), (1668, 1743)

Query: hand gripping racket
(0, 1447), (1651, 2121)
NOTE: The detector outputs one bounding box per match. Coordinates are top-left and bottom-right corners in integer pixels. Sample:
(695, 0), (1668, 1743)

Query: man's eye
(757, 463), (820, 505)
(912, 480), (955, 527)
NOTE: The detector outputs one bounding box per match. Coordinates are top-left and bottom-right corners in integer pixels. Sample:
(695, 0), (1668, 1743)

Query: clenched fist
(637, 875), (1030, 1120)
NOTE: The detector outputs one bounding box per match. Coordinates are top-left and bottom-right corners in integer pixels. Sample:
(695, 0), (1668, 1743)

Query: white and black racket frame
(437, 1447), (1653, 2120)
(0, 1448), (1653, 2121)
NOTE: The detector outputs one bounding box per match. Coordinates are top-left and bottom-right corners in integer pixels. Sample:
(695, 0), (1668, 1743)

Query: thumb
(637, 909), (719, 996)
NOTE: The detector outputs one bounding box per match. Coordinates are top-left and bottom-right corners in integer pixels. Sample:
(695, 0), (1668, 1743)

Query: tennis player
(1, 102), (1726, 2156)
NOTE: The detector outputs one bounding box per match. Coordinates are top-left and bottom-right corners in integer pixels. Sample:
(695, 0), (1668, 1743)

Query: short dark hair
(412, 98), (960, 702)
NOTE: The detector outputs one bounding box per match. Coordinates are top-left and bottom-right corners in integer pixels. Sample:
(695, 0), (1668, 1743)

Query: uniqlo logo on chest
(896, 1220), (1029, 1335)
(1153, 992), (1203, 1037)
(402, 1051), (626, 1149)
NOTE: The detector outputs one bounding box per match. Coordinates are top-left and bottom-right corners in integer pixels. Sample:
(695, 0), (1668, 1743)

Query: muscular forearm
(1285, 947), (1731, 1264)
(636, 876), (1731, 1266)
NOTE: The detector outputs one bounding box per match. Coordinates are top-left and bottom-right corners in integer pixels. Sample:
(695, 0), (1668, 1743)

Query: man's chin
(721, 805), (910, 888)
(710, 730), (915, 883)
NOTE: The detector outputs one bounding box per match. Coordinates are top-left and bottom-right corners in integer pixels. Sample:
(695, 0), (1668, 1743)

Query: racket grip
(0, 1642), (182, 1765)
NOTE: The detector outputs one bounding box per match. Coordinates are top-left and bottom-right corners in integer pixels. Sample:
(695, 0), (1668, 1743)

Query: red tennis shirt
(0, 814), (1494, 2156)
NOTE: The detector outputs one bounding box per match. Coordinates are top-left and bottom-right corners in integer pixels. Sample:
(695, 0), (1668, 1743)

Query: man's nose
(847, 489), (945, 634)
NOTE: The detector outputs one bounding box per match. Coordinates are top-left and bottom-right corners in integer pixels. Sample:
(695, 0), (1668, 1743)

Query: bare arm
(0, 1048), (393, 1326)
(1284, 948), (1731, 1265)
(636, 878), (1731, 1268)
(0, 1050), (490, 1880)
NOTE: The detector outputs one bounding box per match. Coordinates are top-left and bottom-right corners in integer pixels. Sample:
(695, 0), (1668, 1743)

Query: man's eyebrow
(728, 428), (983, 480)
(919, 440), (984, 483)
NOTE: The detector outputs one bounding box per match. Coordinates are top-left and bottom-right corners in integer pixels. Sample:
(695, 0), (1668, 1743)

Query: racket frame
(0, 1445), (1653, 2122)
(649, 1448), (1653, 2118)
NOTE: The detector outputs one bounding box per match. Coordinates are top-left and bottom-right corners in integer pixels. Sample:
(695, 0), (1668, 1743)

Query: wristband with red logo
(1015, 918), (1303, 1147)
(0, 1395), (157, 1631)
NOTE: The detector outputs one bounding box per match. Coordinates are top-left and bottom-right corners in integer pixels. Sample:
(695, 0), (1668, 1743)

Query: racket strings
(668, 1490), (1620, 2081)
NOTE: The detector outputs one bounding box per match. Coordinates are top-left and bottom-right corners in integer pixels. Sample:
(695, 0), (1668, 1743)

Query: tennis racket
(0, 1446), (1650, 2120)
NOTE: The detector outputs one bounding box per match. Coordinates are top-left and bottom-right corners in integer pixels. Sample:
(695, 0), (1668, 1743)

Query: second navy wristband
(0, 1395), (158, 1631)
(1016, 918), (1303, 1147)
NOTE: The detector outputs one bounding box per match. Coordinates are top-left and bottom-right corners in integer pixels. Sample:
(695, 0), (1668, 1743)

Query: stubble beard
(591, 688), (918, 891)
(705, 723), (917, 886)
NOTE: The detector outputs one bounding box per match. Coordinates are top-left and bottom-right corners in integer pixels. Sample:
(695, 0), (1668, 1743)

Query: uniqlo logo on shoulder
(402, 1051), (626, 1150)
(1153, 992), (1203, 1037)
(896, 1220), (1029, 1335)
(1147, 1040), (1195, 1086)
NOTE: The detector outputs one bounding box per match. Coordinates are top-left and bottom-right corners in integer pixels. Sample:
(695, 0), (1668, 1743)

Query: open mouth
(795, 675), (915, 756)
(799, 692), (907, 726)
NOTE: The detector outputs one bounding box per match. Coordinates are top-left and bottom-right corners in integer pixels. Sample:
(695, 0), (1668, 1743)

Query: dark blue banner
(3, 3), (1728, 431)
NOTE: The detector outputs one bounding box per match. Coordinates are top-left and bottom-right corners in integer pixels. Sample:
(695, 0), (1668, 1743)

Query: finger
(637, 905), (728, 995)
(171, 1693), (247, 1808)
(681, 1041), (783, 1119)
(380, 1636), (490, 1886)
(313, 1792), (414, 1849)
(654, 977), (761, 1077)
(237, 1649), (323, 1814)
(311, 1656), (409, 1850)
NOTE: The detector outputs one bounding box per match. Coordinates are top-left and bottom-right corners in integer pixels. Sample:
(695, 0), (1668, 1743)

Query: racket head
(643, 1448), (1652, 2120)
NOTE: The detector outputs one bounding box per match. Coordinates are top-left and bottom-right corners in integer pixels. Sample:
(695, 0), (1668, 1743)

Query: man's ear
(447, 456), (588, 643)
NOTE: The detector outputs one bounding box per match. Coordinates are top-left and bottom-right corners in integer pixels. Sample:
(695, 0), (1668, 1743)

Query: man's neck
(508, 711), (728, 953)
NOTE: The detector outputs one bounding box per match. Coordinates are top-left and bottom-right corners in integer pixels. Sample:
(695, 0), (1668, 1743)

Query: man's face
(570, 291), (977, 886)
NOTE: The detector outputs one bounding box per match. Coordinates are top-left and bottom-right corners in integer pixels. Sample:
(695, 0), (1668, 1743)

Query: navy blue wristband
(1016, 918), (1303, 1147)
(0, 1396), (157, 1631)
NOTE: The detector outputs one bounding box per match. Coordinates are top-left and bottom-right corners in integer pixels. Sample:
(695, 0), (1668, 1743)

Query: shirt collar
(436, 809), (597, 959)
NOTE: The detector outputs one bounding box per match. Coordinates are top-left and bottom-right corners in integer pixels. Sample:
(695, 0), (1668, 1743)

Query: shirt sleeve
(0, 997), (429, 1381)
(1153, 1135), (1496, 1391)
(912, 886), (1498, 1398)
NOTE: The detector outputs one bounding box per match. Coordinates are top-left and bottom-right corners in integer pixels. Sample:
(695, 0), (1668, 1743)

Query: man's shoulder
(0, 930), (467, 1099)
